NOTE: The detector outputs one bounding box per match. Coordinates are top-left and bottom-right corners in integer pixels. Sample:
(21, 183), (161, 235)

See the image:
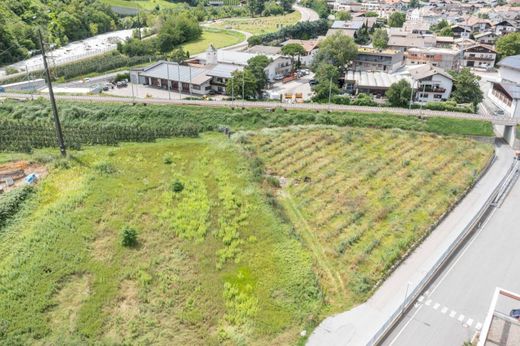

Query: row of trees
(248, 19), (329, 46)
(247, 0), (295, 16)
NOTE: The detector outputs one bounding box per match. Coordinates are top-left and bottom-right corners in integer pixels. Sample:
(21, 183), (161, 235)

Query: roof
(436, 36), (454, 43)
(140, 61), (211, 85)
(212, 50), (280, 66)
(498, 55), (520, 71)
(474, 31), (495, 39)
(282, 39), (320, 53)
(498, 82), (520, 100)
(206, 64), (242, 78)
(388, 36), (427, 48)
(406, 64), (453, 81)
(345, 70), (412, 89)
(407, 46), (460, 56)
(331, 20), (364, 30)
(246, 45), (282, 55)
(357, 47), (402, 57)
(463, 44), (496, 53)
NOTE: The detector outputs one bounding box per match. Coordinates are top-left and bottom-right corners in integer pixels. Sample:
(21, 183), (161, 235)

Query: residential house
(406, 47), (460, 70)
(461, 44), (496, 69)
(352, 47), (404, 72)
(474, 31), (497, 45)
(497, 55), (520, 84)
(387, 28), (436, 52)
(463, 16), (493, 33)
(494, 20), (519, 36)
(451, 24), (471, 38)
(435, 36), (455, 48)
(407, 64), (453, 102)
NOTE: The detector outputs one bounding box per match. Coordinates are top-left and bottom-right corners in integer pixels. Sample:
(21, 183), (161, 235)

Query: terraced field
(241, 126), (493, 309)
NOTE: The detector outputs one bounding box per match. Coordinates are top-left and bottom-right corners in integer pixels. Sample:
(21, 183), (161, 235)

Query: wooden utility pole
(38, 29), (66, 157)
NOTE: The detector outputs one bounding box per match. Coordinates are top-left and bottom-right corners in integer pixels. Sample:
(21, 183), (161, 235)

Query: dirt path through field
(280, 190), (346, 298)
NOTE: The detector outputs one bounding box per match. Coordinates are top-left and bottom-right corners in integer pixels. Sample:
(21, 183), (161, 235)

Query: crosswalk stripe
(441, 307), (448, 314)
(467, 318), (474, 327)
(418, 296), (424, 303)
(433, 303), (440, 310)
(425, 299), (432, 306)
(458, 314), (465, 322)
(476, 322), (483, 330)
(449, 310), (457, 318)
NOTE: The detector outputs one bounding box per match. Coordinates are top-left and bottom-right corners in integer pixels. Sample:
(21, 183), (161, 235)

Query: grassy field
(209, 11), (301, 35)
(183, 28), (245, 55)
(0, 135), (323, 344)
(100, 0), (179, 10)
(240, 126), (493, 309)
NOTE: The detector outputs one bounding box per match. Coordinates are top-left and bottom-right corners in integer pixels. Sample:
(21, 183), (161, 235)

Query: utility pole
(328, 75), (333, 111)
(242, 71), (245, 101)
(38, 29), (66, 157)
(137, 11), (142, 40)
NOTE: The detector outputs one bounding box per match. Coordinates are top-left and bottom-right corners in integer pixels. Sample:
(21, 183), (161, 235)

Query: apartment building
(406, 47), (460, 71)
(461, 44), (496, 69)
(352, 47), (404, 72)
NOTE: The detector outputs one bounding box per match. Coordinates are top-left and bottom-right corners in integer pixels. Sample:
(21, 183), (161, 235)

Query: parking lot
(268, 71), (314, 101)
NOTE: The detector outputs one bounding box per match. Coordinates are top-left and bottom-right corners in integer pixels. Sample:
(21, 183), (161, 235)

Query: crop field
(0, 135), (322, 345)
(209, 11), (301, 35)
(241, 126), (493, 309)
(182, 28), (245, 55)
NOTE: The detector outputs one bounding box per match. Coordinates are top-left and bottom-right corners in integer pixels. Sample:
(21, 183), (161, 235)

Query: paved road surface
(382, 167), (520, 346)
(294, 4), (320, 21)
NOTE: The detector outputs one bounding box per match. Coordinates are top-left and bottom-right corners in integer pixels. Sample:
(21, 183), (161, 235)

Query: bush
(121, 226), (138, 247)
(351, 93), (377, 106)
(172, 180), (184, 193)
(247, 19), (329, 46)
(0, 186), (33, 229)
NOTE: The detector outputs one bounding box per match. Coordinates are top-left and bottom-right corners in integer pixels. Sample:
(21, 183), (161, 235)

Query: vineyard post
(38, 29), (66, 157)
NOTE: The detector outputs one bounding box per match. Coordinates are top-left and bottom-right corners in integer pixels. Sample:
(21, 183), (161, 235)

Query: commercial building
(406, 47), (460, 71)
(352, 47), (404, 72)
(488, 55), (520, 118)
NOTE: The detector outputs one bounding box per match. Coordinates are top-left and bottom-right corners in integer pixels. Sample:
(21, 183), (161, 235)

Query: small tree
(226, 69), (258, 99)
(496, 32), (520, 58)
(439, 26), (453, 37)
(335, 11), (352, 21)
(372, 29), (389, 49)
(386, 79), (412, 107)
(450, 68), (483, 107)
(312, 32), (358, 72)
(313, 63), (340, 99)
(281, 43), (306, 70)
(388, 12), (406, 28)
(172, 179), (184, 193)
(121, 226), (138, 247)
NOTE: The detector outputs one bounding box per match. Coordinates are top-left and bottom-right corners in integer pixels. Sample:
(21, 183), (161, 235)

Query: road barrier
(368, 154), (519, 345)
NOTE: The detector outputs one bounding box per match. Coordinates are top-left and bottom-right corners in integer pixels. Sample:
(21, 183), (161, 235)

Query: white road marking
(441, 307), (448, 314)
(449, 310), (457, 318)
(425, 299), (432, 306)
(386, 207), (498, 346)
(467, 318), (474, 327)
(433, 303), (440, 310)
(458, 314), (465, 322)
(476, 322), (483, 330)
(418, 296), (424, 303)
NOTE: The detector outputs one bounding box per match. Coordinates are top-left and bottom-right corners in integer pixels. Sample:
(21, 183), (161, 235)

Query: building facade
(461, 44), (496, 69)
(406, 47), (460, 70)
(352, 47), (404, 72)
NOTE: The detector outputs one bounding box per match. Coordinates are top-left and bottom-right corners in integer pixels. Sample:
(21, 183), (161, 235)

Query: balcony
(418, 86), (446, 93)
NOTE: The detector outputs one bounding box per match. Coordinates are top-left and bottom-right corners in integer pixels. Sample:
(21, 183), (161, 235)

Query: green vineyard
(0, 120), (201, 152)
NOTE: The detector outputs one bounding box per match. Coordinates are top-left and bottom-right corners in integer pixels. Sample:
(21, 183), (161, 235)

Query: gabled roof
(331, 20), (364, 30)
(140, 61), (211, 85)
(463, 44), (496, 53)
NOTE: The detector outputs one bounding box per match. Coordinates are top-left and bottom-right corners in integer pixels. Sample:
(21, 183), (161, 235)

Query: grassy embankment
(100, 0), (180, 10)
(209, 10), (301, 35)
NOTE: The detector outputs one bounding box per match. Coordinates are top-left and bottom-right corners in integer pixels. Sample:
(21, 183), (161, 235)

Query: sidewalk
(307, 141), (515, 346)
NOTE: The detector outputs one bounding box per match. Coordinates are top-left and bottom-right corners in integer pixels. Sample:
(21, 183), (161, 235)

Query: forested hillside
(0, 0), (120, 65)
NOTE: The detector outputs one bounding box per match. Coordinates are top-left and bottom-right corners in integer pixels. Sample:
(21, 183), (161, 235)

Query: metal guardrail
(368, 157), (519, 346)
(1, 93), (518, 126)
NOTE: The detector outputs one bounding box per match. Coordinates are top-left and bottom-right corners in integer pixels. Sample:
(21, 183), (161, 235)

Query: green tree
(226, 69), (258, 99)
(281, 43), (306, 69)
(169, 47), (189, 63)
(247, 55), (270, 96)
(372, 28), (389, 49)
(430, 19), (449, 32)
(409, 0), (420, 8)
(157, 13), (201, 53)
(388, 12), (406, 28)
(496, 32), (520, 58)
(335, 11), (352, 21)
(262, 1), (284, 16)
(365, 11), (379, 17)
(385, 79), (412, 107)
(313, 32), (358, 71)
(439, 26), (453, 37)
(247, 0), (265, 16)
(313, 63), (340, 99)
(450, 68), (483, 107)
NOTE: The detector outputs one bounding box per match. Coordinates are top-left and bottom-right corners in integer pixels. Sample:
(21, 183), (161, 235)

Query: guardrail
(368, 157), (519, 346)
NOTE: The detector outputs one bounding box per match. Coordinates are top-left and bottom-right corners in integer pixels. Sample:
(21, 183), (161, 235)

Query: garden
(209, 10), (301, 35)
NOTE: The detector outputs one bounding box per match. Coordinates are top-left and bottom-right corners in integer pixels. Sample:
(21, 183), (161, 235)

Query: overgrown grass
(0, 135), (322, 344)
(100, 0), (180, 10)
(0, 100), (495, 143)
(209, 11), (301, 35)
(239, 125), (493, 310)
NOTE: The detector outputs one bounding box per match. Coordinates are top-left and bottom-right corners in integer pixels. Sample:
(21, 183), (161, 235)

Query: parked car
(510, 309), (520, 319)
(274, 74), (284, 81)
(309, 79), (318, 86)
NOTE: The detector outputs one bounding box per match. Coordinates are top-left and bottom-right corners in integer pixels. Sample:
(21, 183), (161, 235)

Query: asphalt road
(382, 171), (520, 346)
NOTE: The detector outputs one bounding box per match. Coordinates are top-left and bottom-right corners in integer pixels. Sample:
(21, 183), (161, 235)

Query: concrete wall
(494, 124), (517, 147)
(499, 66), (520, 84)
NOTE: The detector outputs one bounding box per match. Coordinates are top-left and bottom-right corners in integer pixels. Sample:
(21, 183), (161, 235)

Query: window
(192, 85), (201, 90)
(434, 94), (442, 99)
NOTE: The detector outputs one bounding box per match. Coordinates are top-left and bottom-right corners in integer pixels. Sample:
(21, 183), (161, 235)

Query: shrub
(95, 162), (116, 174)
(0, 186), (33, 229)
(121, 226), (138, 247)
(172, 180), (184, 193)
(163, 156), (173, 165)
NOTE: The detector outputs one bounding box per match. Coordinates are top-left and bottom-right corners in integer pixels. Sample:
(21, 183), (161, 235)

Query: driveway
(269, 72), (314, 101)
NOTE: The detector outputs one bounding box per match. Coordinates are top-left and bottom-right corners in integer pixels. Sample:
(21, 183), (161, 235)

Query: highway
(382, 169), (520, 346)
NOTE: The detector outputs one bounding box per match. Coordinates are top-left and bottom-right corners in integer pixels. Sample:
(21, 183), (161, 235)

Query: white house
(406, 64), (453, 102)
(488, 55), (520, 118)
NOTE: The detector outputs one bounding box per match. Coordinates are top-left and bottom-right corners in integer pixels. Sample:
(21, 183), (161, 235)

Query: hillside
(0, 121), (493, 343)
(0, 0), (120, 65)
